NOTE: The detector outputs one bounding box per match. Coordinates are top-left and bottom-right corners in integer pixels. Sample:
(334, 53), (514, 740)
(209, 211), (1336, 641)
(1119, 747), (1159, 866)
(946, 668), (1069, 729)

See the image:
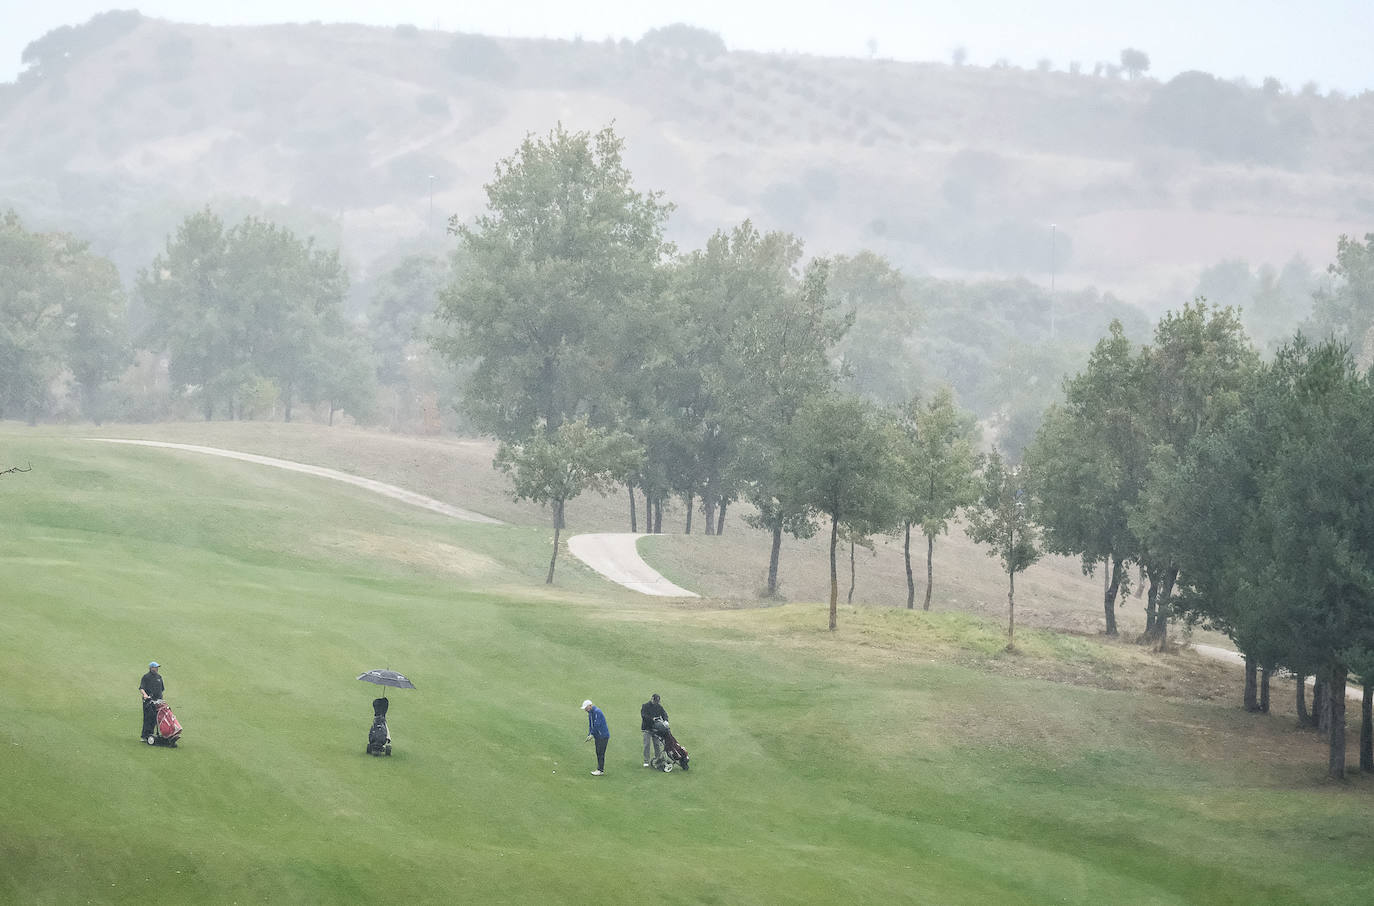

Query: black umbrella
(357, 669), (416, 690)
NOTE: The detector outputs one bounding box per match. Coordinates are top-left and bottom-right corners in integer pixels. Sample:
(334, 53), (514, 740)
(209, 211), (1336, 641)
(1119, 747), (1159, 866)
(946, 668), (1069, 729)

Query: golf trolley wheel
(383, 744), (391, 756)
(662, 762), (672, 772)
(146, 736), (155, 745)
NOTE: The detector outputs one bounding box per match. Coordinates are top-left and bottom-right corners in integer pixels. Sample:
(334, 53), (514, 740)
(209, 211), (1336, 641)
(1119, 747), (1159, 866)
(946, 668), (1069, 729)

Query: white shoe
(643, 763), (650, 767)
(591, 770), (604, 776)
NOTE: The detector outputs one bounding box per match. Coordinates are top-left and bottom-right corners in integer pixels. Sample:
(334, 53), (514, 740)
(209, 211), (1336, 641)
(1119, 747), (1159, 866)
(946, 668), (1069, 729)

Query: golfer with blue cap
(138, 661), (164, 742)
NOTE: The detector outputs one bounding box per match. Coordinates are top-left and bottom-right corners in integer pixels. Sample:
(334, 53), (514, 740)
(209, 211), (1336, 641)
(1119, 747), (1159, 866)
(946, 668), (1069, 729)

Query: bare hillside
(3, 12), (1372, 299)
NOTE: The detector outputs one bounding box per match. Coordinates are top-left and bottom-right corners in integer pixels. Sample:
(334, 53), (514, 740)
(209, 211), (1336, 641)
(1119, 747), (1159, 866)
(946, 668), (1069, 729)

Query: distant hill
(3, 12), (1372, 302)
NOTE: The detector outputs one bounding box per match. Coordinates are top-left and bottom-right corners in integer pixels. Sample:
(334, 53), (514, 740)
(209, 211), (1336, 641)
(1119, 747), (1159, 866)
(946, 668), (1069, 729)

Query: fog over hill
(2, 11), (1372, 305)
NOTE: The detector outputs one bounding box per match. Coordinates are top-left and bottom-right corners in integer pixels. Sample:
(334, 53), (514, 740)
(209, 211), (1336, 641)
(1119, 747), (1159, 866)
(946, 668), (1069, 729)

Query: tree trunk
(1144, 590), (1157, 637)
(1328, 665), (1347, 780)
(643, 489), (652, 532)
(1006, 565), (1016, 651)
(328, 402), (336, 426)
(546, 519), (561, 584)
(923, 533), (935, 611)
(1153, 566), (1178, 649)
(653, 499), (662, 534)
(1313, 680), (1328, 733)
(684, 491), (694, 534)
(1243, 656), (1259, 711)
(283, 387), (293, 423)
(766, 520), (783, 598)
(1259, 667), (1271, 713)
(716, 501), (727, 535)
(847, 537), (856, 604)
(1296, 673), (1310, 727)
(903, 523), (915, 609)
(1361, 683), (1373, 773)
(828, 516), (839, 631)
(703, 497), (716, 536)
(1102, 554), (1122, 636)
(628, 483), (637, 533)
(554, 497), (565, 532)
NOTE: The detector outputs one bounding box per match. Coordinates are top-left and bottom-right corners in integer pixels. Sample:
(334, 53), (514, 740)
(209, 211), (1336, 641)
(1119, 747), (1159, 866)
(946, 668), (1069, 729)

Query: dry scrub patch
(675, 602), (1245, 702)
(314, 529), (497, 578)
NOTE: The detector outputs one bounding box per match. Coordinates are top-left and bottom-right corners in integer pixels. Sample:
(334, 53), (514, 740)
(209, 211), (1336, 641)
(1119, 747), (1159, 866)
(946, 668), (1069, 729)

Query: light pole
(1049, 222), (1057, 341)
(427, 174), (437, 237)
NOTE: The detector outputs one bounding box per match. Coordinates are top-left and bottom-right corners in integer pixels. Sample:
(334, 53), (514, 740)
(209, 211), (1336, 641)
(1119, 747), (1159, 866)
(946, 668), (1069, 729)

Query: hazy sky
(4, 0), (1372, 93)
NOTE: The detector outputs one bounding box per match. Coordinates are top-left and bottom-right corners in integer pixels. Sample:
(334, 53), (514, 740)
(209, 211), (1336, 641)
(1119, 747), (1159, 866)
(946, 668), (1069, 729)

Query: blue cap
(149, 661), (160, 668)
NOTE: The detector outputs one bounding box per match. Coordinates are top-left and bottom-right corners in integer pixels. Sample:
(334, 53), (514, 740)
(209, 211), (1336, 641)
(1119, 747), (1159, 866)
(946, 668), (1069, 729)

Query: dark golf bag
(366, 697), (391, 756)
(649, 717), (689, 772)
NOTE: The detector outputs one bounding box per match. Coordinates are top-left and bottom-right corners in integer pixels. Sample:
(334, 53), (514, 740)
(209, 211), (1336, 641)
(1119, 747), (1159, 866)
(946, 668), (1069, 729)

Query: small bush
(638, 23), (727, 59)
(395, 24), (420, 39)
(446, 33), (516, 82)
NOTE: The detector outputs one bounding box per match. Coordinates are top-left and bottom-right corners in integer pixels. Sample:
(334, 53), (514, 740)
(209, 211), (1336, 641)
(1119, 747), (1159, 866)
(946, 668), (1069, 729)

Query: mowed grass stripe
(0, 435), (1370, 904)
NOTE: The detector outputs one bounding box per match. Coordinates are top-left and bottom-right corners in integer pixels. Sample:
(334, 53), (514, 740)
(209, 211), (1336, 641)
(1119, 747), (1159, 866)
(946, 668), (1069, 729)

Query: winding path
(92, 440), (696, 595)
(92, 439), (504, 524)
(566, 533), (697, 597)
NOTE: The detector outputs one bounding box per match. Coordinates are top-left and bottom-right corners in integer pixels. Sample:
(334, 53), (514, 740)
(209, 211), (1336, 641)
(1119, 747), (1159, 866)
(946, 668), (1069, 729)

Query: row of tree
(436, 123), (1374, 779)
(435, 125), (991, 625)
(1020, 290), (1374, 779)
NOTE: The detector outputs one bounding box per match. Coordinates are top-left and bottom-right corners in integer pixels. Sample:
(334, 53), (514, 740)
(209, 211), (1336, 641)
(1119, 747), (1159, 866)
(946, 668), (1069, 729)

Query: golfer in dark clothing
(582, 699), (609, 775)
(138, 661), (164, 741)
(641, 693), (667, 767)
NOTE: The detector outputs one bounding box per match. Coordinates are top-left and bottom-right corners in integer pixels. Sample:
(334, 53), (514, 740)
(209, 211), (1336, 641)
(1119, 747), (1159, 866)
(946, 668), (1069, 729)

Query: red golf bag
(151, 699), (182, 746)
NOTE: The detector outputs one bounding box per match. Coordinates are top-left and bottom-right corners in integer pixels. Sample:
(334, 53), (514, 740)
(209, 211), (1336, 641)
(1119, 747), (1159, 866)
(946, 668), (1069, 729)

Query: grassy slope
(2, 426), (1371, 904)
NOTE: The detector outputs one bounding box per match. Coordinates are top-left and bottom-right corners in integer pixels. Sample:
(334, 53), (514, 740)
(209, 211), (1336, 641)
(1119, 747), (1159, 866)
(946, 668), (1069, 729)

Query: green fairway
(2, 432), (1371, 905)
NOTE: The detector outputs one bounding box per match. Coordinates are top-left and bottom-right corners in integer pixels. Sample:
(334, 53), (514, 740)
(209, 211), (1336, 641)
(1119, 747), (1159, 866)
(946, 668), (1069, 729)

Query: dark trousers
(594, 736), (608, 771)
(141, 699), (157, 737)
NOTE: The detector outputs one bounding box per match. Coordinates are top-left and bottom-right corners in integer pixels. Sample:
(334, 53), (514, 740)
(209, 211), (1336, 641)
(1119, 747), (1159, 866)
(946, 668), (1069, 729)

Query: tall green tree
(138, 208), (244, 419)
(691, 226), (848, 593)
(895, 386), (981, 610)
(140, 209), (364, 422)
(965, 451), (1042, 651)
(436, 124), (673, 442)
(494, 418), (643, 583)
(1025, 321), (1146, 636)
(779, 393), (898, 630)
(0, 211), (129, 423)
(829, 251), (920, 406)
(1308, 233), (1374, 364)
(1135, 301), (1258, 641)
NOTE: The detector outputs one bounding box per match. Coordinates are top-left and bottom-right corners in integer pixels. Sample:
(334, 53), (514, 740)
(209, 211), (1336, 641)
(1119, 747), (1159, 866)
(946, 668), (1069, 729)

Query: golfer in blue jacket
(582, 699), (609, 775)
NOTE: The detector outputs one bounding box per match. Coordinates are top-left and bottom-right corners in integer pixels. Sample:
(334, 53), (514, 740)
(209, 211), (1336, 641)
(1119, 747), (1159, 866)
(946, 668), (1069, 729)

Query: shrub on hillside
(20, 9), (143, 78)
(395, 24), (420, 39)
(1144, 71), (1308, 166)
(446, 33), (517, 82)
(638, 23), (726, 59)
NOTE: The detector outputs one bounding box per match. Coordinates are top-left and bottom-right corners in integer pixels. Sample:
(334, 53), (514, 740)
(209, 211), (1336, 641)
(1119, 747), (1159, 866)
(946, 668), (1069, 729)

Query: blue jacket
(587, 706), (609, 739)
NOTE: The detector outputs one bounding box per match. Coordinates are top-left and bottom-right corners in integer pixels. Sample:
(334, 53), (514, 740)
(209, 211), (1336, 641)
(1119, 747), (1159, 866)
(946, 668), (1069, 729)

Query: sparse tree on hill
(779, 393), (898, 630)
(895, 386), (981, 610)
(1120, 48), (1150, 79)
(495, 418), (642, 584)
(965, 451), (1041, 651)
